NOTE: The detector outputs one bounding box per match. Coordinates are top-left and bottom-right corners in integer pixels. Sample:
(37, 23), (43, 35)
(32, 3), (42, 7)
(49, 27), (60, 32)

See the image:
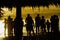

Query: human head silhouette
(53, 15), (58, 19)
(42, 16), (44, 19)
(37, 14), (39, 17)
(8, 16), (11, 18)
(27, 14), (30, 17)
(47, 20), (49, 22)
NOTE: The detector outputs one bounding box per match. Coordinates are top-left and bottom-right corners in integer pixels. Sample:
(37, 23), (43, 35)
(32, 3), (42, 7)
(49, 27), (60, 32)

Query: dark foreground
(3, 32), (60, 40)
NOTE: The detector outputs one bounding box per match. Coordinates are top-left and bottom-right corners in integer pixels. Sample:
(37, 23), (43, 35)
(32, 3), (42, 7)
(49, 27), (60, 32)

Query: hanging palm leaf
(0, 8), (4, 19)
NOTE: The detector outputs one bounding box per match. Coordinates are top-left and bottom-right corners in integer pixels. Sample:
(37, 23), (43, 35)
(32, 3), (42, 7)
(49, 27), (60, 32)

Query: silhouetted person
(35, 14), (41, 34)
(50, 15), (59, 33)
(4, 18), (7, 37)
(53, 15), (59, 33)
(14, 17), (23, 40)
(25, 14), (34, 36)
(46, 20), (50, 32)
(7, 16), (13, 37)
(41, 16), (46, 32)
(50, 16), (54, 32)
(20, 18), (24, 39)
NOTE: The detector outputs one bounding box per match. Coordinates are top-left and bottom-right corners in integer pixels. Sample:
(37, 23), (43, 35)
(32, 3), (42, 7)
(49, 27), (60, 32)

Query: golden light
(0, 7), (16, 38)
(0, 20), (4, 38)
(0, 5), (59, 37)
(0, 20), (8, 38)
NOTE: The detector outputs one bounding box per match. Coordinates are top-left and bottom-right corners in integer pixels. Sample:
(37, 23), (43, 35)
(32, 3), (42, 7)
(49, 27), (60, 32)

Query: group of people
(4, 16), (14, 37)
(4, 14), (59, 36)
(25, 14), (59, 36)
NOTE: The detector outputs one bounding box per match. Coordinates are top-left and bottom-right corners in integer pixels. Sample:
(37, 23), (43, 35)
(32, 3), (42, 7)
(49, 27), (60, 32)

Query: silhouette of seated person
(25, 14), (34, 36)
(46, 20), (51, 32)
(41, 16), (46, 32)
(35, 14), (41, 34)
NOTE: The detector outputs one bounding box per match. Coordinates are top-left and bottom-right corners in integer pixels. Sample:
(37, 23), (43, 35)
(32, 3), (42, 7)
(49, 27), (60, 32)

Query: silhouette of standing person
(50, 16), (54, 32)
(20, 18), (24, 37)
(25, 14), (34, 36)
(53, 15), (59, 33)
(41, 16), (46, 32)
(14, 17), (23, 40)
(46, 20), (50, 32)
(50, 15), (59, 33)
(35, 14), (41, 34)
(7, 16), (13, 37)
(4, 18), (7, 37)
